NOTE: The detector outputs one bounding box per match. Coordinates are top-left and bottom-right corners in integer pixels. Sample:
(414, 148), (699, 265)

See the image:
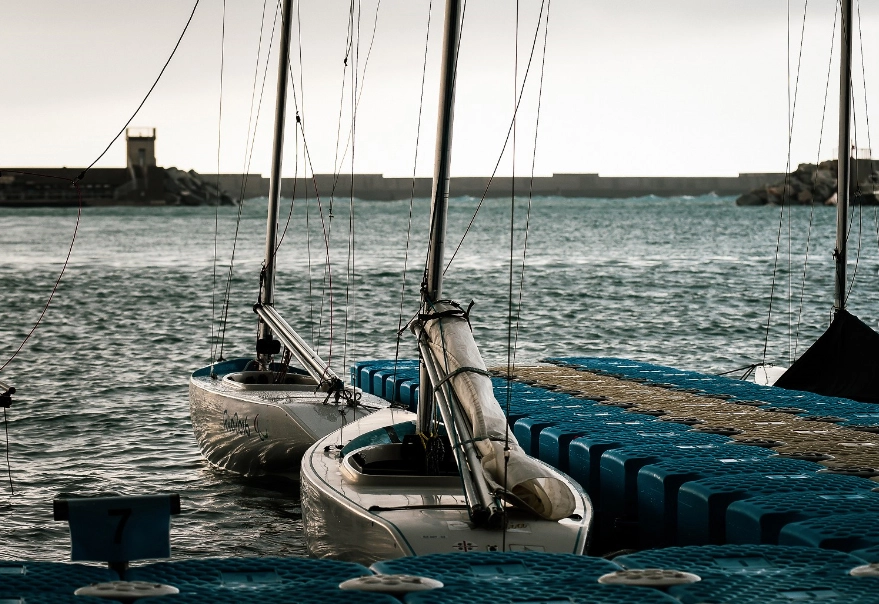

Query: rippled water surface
(1, 195), (878, 560)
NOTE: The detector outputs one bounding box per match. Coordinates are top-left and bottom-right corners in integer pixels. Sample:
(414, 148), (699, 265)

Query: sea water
(1, 195), (877, 560)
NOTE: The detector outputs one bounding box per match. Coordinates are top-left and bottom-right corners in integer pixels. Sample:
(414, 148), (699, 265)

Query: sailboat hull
(190, 358), (382, 482)
(301, 409), (591, 564)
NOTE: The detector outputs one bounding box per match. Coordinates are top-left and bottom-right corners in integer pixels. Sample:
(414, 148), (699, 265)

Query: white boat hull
(190, 358), (383, 482)
(301, 409), (591, 564)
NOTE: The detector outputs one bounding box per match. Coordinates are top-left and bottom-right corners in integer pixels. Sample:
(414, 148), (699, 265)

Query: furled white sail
(421, 302), (576, 521)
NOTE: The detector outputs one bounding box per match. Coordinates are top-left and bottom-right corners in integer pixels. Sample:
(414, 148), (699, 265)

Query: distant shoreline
(1, 169), (785, 207)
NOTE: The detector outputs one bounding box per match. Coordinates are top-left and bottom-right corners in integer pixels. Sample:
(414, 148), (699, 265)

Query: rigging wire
(343, 0), (364, 372)
(787, 0), (809, 362)
(286, 66), (336, 366)
(3, 408), (12, 495)
(502, 0), (522, 555)
(0, 0), (202, 492)
(761, 0), (809, 367)
(330, 1), (384, 198)
(443, 0), (547, 275)
(78, 0), (202, 182)
(296, 2), (317, 344)
(272, 5), (339, 365)
(844, 0), (874, 306)
(210, 0), (227, 363)
(0, 173), (82, 374)
(216, 0), (280, 361)
(794, 1), (838, 355)
(0, 1), (201, 369)
(513, 1), (551, 373)
(856, 0), (873, 167)
(845, 79), (863, 307)
(503, 0), (552, 549)
(854, 0), (879, 270)
(786, 0), (793, 364)
(275, 136), (300, 251)
(391, 0), (434, 409)
(329, 1), (356, 215)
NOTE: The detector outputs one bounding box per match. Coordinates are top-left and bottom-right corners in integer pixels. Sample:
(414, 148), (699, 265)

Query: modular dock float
(353, 357), (879, 554)
(6, 357), (879, 603)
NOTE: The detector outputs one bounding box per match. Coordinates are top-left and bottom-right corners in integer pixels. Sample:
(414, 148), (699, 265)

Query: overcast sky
(3, 1), (878, 177)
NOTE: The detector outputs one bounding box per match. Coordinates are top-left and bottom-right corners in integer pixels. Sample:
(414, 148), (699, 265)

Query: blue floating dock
(126, 557), (373, 589)
(637, 456), (817, 548)
(599, 438), (743, 523)
(353, 357), (879, 555)
(667, 574), (879, 604)
(12, 356), (879, 602)
(852, 545), (879, 563)
(677, 473), (878, 546)
(371, 551), (620, 584)
(778, 511), (879, 551)
(614, 544), (866, 578)
(726, 494), (879, 547)
(405, 582), (682, 603)
(0, 562), (117, 595)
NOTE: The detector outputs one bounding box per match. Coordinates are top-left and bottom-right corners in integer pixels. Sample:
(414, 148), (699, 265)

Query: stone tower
(126, 128), (156, 171)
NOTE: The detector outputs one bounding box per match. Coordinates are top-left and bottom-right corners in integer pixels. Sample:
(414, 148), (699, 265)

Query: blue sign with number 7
(55, 494), (179, 564)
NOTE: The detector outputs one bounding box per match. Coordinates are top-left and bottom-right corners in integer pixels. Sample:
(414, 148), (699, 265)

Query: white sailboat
(300, 0), (591, 563)
(189, 0), (385, 483)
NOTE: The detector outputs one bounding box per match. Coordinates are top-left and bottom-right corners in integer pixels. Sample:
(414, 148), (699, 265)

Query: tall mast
(418, 0), (463, 434)
(834, 0), (853, 314)
(257, 0), (295, 367)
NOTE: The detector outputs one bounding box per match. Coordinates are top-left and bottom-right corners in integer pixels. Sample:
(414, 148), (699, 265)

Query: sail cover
(774, 309), (879, 404)
(421, 303), (577, 521)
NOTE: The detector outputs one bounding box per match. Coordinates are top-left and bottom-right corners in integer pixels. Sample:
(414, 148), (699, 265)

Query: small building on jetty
(0, 128), (232, 207)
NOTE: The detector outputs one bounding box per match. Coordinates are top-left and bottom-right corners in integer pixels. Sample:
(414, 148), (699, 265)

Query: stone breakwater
(0, 166), (234, 207)
(736, 159), (879, 206)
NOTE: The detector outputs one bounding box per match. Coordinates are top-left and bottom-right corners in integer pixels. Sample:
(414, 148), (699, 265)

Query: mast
(834, 0), (853, 314)
(418, 0), (463, 434)
(257, 0), (295, 367)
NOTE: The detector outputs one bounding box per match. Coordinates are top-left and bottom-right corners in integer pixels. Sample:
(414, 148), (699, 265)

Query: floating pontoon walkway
(8, 357), (879, 603)
(5, 547), (878, 602)
(6, 545), (879, 604)
(353, 357), (879, 553)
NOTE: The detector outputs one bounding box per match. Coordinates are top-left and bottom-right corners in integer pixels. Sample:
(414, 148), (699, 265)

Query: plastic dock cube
(667, 574), (879, 604)
(677, 472), (876, 545)
(637, 456), (814, 548)
(371, 551), (621, 585)
(614, 544), (866, 578)
(735, 495), (879, 548)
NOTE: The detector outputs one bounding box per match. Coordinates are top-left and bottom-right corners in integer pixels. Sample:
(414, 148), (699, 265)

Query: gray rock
(735, 192), (766, 206)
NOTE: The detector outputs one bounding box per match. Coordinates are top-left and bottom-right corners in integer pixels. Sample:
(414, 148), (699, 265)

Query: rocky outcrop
(736, 160), (879, 206)
(162, 168), (234, 206)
